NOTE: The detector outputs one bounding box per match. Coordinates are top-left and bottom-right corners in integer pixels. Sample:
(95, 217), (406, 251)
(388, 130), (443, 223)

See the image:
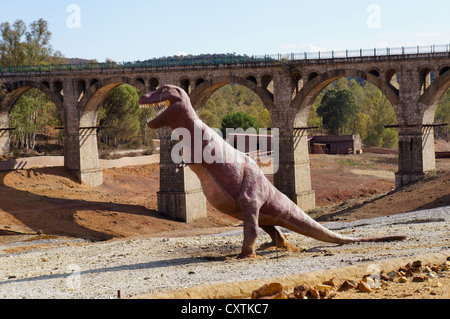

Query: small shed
(309, 135), (362, 155)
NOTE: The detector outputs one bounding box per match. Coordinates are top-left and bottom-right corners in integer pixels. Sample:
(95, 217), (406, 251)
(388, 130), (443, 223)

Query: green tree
(199, 84), (271, 131)
(435, 90), (450, 122)
(435, 89), (450, 140)
(257, 109), (272, 128)
(0, 20), (27, 67)
(138, 105), (156, 146)
(9, 88), (58, 150)
(1, 18), (66, 154)
(221, 111), (258, 137)
(0, 18), (64, 67)
(98, 84), (141, 147)
(316, 89), (361, 135)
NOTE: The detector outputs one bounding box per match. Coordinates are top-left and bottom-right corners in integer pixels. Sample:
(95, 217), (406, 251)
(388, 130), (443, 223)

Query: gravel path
(0, 207), (449, 299)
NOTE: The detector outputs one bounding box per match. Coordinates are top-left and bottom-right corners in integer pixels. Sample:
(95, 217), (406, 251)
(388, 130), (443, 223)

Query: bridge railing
(0, 44), (449, 74)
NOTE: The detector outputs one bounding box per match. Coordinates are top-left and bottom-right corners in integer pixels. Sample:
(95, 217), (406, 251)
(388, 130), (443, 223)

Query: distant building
(309, 135), (362, 155)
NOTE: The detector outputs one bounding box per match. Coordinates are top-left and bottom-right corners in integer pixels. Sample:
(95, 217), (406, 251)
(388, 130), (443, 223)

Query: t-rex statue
(139, 85), (406, 259)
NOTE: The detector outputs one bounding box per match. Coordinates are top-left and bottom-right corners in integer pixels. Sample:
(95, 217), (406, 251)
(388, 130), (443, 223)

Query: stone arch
(149, 77), (159, 91)
(179, 78), (191, 94)
(307, 72), (319, 81)
(80, 76), (148, 126)
(385, 68), (400, 91)
(245, 74), (257, 85)
(0, 80), (63, 115)
(291, 73), (304, 99)
(367, 68), (381, 78)
(189, 75), (275, 112)
(419, 66), (435, 95)
(419, 68), (450, 123)
(135, 77), (145, 87)
(261, 74), (274, 94)
(439, 66), (450, 76)
(0, 80), (65, 156)
(195, 77), (206, 88)
(77, 79), (87, 102)
(291, 68), (401, 127)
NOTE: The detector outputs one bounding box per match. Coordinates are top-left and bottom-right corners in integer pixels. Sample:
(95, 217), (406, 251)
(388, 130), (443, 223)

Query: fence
(1, 44), (449, 74)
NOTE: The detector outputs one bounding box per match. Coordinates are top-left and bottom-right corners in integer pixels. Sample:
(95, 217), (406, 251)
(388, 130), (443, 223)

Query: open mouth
(139, 100), (171, 122)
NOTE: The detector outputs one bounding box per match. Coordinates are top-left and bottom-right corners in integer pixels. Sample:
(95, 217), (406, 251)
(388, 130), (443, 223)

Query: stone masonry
(1, 51), (449, 222)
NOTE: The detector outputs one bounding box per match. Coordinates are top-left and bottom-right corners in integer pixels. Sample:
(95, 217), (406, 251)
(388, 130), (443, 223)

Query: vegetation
(220, 111), (259, 137)
(0, 18), (65, 67)
(309, 78), (400, 148)
(9, 88), (61, 151)
(435, 89), (450, 139)
(1, 19), (65, 156)
(199, 84), (271, 130)
(97, 84), (141, 147)
(316, 89), (361, 135)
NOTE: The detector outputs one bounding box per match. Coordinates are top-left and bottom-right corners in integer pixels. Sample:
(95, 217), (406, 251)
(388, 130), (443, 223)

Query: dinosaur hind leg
(260, 225), (303, 253)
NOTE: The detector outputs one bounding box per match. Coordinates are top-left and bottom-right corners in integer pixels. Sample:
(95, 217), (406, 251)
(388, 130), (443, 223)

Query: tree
(1, 18), (66, 154)
(0, 18), (64, 67)
(257, 109), (272, 128)
(221, 111), (258, 137)
(138, 104), (156, 146)
(316, 89), (361, 135)
(199, 84), (271, 132)
(435, 89), (450, 140)
(98, 84), (141, 147)
(9, 88), (58, 150)
(0, 20), (27, 67)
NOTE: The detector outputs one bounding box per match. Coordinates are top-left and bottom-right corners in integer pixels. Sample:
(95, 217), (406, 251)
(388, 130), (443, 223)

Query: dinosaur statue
(139, 85), (406, 259)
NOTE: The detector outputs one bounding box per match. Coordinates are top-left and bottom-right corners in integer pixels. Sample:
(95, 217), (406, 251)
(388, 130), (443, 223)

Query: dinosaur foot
(260, 241), (304, 253)
(235, 253), (262, 260)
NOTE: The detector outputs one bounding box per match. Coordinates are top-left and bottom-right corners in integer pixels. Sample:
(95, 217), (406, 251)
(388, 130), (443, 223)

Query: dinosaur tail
(352, 235), (407, 243)
(279, 202), (406, 245)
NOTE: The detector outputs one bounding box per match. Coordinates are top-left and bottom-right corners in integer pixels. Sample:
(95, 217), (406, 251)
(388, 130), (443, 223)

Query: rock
(365, 276), (378, 289)
(251, 282), (283, 299)
(412, 275), (428, 282)
(358, 281), (372, 293)
(386, 271), (397, 280)
(411, 260), (422, 268)
(315, 284), (333, 298)
(308, 288), (321, 299)
(293, 284), (309, 299)
(381, 272), (393, 281)
(315, 284), (333, 292)
(323, 277), (343, 288)
(426, 272), (437, 278)
(338, 280), (357, 292)
(398, 276), (408, 283)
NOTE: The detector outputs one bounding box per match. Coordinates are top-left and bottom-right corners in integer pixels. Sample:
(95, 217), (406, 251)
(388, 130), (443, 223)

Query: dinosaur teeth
(141, 101), (170, 123)
(139, 100), (170, 109)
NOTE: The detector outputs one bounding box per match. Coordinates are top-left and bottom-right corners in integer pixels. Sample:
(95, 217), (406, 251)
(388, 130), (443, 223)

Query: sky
(1, 0), (449, 62)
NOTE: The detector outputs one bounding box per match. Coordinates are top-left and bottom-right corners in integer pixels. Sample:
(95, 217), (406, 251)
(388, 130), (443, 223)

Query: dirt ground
(0, 151), (449, 299)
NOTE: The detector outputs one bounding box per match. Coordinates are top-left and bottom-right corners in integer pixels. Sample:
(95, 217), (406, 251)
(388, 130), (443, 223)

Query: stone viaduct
(1, 47), (449, 222)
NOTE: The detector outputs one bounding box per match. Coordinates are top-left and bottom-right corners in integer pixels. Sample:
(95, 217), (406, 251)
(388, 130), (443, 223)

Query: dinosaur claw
(260, 241), (304, 253)
(236, 253), (262, 259)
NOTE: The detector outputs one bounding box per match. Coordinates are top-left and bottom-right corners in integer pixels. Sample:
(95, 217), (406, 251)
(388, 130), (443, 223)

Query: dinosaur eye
(162, 87), (169, 93)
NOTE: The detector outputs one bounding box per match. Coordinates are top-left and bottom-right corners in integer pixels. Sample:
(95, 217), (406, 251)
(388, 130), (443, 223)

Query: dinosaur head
(139, 84), (195, 129)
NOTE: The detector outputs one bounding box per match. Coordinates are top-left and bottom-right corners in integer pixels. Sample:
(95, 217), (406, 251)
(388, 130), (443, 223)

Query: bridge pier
(63, 80), (103, 187)
(157, 127), (206, 222)
(0, 112), (11, 156)
(273, 127), (316, 212)
(395, 125), (436, 187)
